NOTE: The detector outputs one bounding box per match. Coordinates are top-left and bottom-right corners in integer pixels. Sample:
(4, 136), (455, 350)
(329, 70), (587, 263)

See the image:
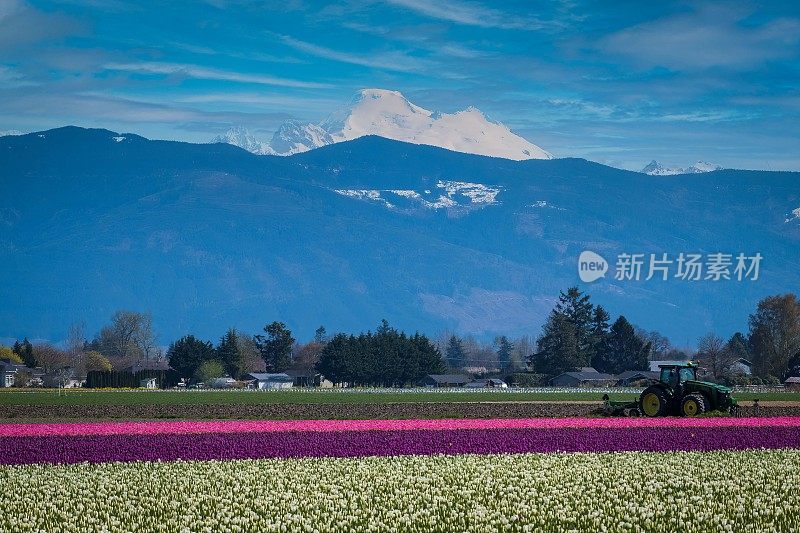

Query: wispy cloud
(385, 0), (548, 30)
(278, 35), (432, 73)
(599, 5), (800, 71)
(103, 61), (331, 88)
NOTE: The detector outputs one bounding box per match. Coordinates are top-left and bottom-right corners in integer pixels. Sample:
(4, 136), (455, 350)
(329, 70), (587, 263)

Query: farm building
(550, 370), (616, 387)
(139, 377), (158, 389)
(730, 358), (753, 375)
(285, 370), (333, 388)
(210, 377), (237, 389)
(784, 377), (800, 390)
(464, 378), (508, 388)
(615, 370), (659, 386)
(0, 359), (19, 387)
(419, 374), (472, 388)
(247, 373), (294, 390)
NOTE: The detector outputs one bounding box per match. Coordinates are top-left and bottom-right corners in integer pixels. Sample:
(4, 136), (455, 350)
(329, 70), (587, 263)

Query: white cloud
(386, 0), (547, 30)
(103, 62), (331, 89)
(599, 5), (800, 71)
(278, 35), (432, 73)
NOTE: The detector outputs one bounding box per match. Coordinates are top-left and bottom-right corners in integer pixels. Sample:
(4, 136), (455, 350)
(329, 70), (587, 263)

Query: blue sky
(1, 0), (799, 170)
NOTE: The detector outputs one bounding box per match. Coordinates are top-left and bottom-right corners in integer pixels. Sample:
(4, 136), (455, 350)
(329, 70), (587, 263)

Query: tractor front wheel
(639, 386), (669, 417)
(681, 393), (708, 417)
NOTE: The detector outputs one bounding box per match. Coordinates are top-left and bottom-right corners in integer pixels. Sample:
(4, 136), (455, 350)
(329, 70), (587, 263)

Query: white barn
(247, 373), (294, 390)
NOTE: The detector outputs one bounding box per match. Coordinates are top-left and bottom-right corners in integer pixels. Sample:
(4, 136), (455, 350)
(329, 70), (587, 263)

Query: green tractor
(604, 362), (739, 417)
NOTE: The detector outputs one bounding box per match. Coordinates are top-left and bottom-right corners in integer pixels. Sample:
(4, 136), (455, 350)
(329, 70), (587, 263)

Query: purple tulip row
(2, 425), (800, 465)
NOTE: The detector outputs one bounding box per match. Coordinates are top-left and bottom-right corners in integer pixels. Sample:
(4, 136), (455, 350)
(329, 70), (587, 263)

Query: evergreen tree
(554, 287), (596, 367)
(314, 326), (328, 344)
(167, 335), (215, 380)
(494, 336), (514, 371)
(408, 332), (445, 383)
(589, 305), (611, 371)
(216, 328), (244, 379)
(533, 313), (580, 376)
(13, 338), (36, 368)
(317, 333), (355, 385)
(726, 332), (750, 362)
(597, 316), (650, 374)
(317, 328), (445, 387)
(255, 322), (295, 372)
(445, 335), (466, 370)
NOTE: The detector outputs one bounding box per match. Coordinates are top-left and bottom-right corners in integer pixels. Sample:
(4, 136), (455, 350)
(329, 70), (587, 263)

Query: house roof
(784, 377), (800, 384)
(553, 371), (616, 381)
(466, 378), (507, 386)
(424, 374), (472, 384)
(247, 372), (293, 382)
(124, 360), (171, 372)
(616, 370), (659, 381)
(284, 370), (319, 378)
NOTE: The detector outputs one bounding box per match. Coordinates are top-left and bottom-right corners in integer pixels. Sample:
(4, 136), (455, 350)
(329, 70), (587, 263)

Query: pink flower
(0, 416), (798, 438)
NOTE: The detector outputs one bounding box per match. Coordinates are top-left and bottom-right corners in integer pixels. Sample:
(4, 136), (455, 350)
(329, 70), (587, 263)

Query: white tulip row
(1, 450), (797, 532)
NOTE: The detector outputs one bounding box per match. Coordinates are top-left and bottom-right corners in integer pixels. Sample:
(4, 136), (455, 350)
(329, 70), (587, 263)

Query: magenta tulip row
(1, 420), (799, 465)
(1, 416), (797, 438)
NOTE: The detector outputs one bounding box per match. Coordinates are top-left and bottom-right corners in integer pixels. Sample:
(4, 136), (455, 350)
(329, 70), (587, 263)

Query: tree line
(316, 320), (444, 387)
(527, 287), (800, 384)
(4, 290), (799, 387)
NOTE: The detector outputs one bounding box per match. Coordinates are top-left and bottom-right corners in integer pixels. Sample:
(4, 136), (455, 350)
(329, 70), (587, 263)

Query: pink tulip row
(3, 424), (800, 465)
(1, 416), (798, 438)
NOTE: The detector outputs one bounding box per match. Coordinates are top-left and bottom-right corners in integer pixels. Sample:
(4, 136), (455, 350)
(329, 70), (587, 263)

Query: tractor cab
(659, 363), (697, 388)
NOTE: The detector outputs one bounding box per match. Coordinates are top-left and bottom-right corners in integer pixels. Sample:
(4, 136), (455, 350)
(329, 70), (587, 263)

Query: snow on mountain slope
(642, 160), (722, 175)
(688, 161), (723, 173)
(211, 89), (551, 160)
(333, 179), (503, 212)
(211, 126), (274, 155)
(0, 130), (22, 137)
(269, 121), (332, 155)
(786, 207), (800, 223)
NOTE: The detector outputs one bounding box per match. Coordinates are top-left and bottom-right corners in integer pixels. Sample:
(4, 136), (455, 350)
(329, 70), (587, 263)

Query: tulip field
(1, 450), (799, 532)
(1, 412), (800, 530)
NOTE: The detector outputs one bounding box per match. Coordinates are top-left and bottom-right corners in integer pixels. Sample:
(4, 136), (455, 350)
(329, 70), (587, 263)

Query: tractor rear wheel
(639, 386), (669, 417)
(680, 393), (708, 417)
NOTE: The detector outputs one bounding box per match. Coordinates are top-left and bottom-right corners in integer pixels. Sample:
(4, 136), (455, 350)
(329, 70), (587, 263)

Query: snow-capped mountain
(269, 120), (332, 156)
(642, 160), (723, 175)
(211, 126), (274, 155)
(318, 89), (551, 160)
(211, 89), (551, 160)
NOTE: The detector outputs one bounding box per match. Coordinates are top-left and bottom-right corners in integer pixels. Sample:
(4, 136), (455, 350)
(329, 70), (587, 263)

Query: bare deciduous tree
(696, 333), (735, 380)
(96, 311), (156, 366)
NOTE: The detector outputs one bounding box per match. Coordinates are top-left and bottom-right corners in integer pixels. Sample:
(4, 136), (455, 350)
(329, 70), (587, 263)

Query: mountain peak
(211, 126), (274, 155)
(358, 88), (408, 100)
(211, 89), (551, 161)
(642, 159), (722, 175)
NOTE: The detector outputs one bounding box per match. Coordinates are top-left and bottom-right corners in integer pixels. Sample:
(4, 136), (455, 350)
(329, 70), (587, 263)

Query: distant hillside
(1, 127), (799, 345)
